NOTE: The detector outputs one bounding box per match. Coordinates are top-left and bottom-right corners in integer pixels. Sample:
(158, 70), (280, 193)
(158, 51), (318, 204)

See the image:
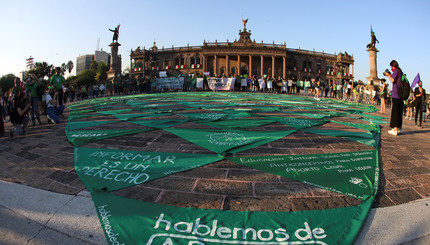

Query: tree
(95, 61), (109, 81)
(90, 60), (98, 73)
(0, 73), (16, 93)
(66, 60), (74, 75)
(61, 63), (67, 74)
(69, 69), (95, 88)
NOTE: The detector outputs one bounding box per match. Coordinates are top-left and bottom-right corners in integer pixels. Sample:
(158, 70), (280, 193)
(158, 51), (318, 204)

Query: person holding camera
(384, 60), (404, 136)
(46, 87), (65, 124)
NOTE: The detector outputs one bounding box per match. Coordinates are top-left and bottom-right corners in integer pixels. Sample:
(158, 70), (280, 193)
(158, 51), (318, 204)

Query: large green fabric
(92, 190), (374, 245)
(74, 147), (223, 191)
(177, 112), (228, 121)
(268, 116), (326, 129)
(66, 120), (117, 131)
(66, 129), (151, 146)
(302, 128), (378, 147)
(130, 118), (189, 128)
(200, 118), (275, 129)
(113, 113), (171, 121)
(229, 150), (379, 200)
(165, 128), (296, 155)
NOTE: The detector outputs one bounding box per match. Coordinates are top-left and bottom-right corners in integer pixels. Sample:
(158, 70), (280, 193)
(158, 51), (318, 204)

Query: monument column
(249, 55), (252, 78)
(107, 42), (121, 79)
(366, 47), (380, 84)
(260, 55), (264, 77)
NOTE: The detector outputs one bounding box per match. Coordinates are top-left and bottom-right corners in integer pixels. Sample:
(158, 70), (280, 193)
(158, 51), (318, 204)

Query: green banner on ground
(302, 129), (378, 147)
(228, 150), (379, 200)
(331, 120), (380, 132)
(177, 112), (228, 121)
(66, 129), (151, 146)
(66, 120), (118, 131)
(268, 117), (326, 129)
(164, 128), (296, 155)
(113, 113), (171, 121)
(200, 118), (275, 129)
(92, 190), (374, 245)
(130, 118), (189, 128)
(74, 147), (223, 191)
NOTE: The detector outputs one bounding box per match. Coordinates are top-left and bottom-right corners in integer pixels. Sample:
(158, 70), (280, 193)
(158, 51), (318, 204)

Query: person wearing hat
(49, 67), (65, 106)
(45, 86), (65, 124)
(380, 79), (388, 114)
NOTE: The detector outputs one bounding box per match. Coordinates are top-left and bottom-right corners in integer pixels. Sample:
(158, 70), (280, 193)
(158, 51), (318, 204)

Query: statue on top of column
(367, 26), (379, 49)
(242, 18), (248, 30)
(109, 24), (120, 43)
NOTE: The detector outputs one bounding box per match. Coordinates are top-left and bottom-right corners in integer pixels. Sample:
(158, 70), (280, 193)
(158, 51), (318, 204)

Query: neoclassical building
(130, 21), (354, 83)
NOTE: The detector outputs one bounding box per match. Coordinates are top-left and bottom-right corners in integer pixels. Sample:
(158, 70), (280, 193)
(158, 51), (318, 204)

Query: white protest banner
(156, 77), (184, 90)
(208, 78), (236, 91)
(196, 78), (204, 89)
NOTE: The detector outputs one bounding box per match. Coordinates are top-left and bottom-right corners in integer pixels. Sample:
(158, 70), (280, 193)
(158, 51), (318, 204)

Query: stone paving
(1, 93), (429, 214)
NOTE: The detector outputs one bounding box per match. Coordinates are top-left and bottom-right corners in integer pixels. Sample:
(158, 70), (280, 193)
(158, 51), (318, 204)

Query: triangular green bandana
(229, 150), (379, 199)
(66, 129), (151, 147)
(164, 128), (297, 155)
(268, 117), (326, 129)
(74, 147), (223, 191)
(200, 118), (275, 129)
(130, 118), (189, 128)
(302, 128), (378, 147)
(331, 120), (380, 132)
(177, 112), (228, 121)
(91, 190), (374, 245)
(66, 120), (118, 131)
(113, 113), (171, 121)
(97, 109), (133, 115)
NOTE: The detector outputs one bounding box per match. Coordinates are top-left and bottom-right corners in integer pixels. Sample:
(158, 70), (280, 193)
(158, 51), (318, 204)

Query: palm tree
(66, 60), (74, 75)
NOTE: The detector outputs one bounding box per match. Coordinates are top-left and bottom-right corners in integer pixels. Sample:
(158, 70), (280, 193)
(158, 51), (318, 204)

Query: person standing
(27, 74), (42, 125)
(379, 79), (388, 114)
(50, 67), (65, 106)
(413, 81), (426, 127)
(384, 60), (404, 135)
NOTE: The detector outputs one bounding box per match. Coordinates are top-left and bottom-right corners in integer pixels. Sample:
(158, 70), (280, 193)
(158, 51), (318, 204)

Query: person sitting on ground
(46, 87), (65, 124)
(9, 93), (30, 137)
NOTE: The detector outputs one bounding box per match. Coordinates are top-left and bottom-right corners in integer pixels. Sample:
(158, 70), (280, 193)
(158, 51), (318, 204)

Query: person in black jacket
(413, 81), (426, 127)
(9, 93), (30, 137)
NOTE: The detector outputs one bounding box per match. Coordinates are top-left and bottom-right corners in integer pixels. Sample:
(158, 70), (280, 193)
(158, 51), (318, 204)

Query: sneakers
(388, 129), (398, 136)
(47, 115), (56, 124)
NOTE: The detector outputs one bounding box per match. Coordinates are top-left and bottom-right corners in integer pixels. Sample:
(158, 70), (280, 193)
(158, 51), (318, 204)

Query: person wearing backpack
(384, 60), (404, 136)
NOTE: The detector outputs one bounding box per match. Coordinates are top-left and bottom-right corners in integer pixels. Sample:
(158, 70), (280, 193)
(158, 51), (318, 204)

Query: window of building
(196, 57), (201, 64)
(190, 57), (195, 65)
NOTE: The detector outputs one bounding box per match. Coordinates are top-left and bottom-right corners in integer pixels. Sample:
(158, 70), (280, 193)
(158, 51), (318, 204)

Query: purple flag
(411, 73), (420, 89)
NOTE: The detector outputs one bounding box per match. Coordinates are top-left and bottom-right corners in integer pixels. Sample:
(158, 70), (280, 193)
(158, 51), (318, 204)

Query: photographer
(384, 60), (403, 136)
(46, 87), (65, 124)
(27, 74), (42, 126)
(9, 93), (30, 137)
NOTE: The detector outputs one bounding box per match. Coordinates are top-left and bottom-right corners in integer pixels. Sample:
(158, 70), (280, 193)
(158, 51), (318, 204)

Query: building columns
(272, 56), (275, 78)
(249, 55), (252, 78)
(237, 55), (241, 76)
(283, 56), (286, 79)
(214, 55), (218, 75)
(203, 55), (207, 72)
(260, 55), (264, 77)
(226, 55), (229, 76)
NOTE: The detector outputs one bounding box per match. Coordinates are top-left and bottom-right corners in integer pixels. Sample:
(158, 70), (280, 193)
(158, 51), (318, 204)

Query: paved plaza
(0, 92), (429, 244)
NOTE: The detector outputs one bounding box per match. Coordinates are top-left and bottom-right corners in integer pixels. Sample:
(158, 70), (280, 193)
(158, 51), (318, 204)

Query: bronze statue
(109, 24), (120, 43)
(367, 26), (379, 48)
(242, 18), (248, 29)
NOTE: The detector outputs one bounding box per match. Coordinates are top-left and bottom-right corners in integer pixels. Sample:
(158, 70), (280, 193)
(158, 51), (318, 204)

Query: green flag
(74, 147), (223, 191)
(229, 150), (379, 200)
(164, 128), (297, 155)
(92, 190), (374, 245)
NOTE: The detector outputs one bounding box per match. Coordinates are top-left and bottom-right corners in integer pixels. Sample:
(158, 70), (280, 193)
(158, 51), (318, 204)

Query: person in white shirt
(46, 87), (65, 124)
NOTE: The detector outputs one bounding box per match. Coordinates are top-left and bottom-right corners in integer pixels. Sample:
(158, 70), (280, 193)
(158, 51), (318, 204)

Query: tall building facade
(130, 22), (354, 84)
(76, 50), (112, 75)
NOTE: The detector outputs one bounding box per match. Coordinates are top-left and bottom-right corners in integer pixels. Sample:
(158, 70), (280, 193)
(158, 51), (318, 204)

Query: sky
(1, 0), (429, 91)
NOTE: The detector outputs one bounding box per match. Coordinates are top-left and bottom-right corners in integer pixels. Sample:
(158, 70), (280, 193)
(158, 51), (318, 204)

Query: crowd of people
(0, 64), (428, 138)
